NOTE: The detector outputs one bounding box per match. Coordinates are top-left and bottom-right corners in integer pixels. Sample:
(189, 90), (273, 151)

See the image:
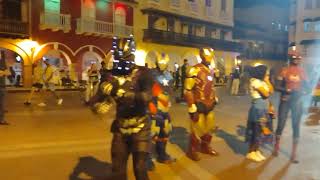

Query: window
(220, 30), (226, 40)
(82, 0), (95, 18)
(189, 0), (198, 13)
(305, 0), (312, 9)
(221, 0), (226, 12)
(304, 21), (312, 32)
(170, 0), (180, 7)
(205, 0), (211, 7)
(317, 0), (320, 8)
(3, 0), (21, 20)
(44, 0), (60, 12)
(278, 24), (282, 30)
(315, 21), (320, 32)
(285, 25), (288, 31)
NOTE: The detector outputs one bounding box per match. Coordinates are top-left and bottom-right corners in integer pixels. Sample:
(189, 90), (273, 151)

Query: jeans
(276, 92), (303, 141)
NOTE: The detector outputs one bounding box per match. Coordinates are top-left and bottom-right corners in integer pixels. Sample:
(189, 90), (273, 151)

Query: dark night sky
(235, 0), (290, 8)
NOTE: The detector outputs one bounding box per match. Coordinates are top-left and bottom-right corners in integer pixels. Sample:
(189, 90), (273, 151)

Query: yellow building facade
(133, 0), (241, 75)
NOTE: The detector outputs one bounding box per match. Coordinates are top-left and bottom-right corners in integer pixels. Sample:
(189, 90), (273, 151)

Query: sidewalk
(6, 86), (80, 93)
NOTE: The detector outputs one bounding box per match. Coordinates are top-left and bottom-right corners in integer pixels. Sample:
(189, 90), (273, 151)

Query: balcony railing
(114, 24), (133, 37)
(40, 11), (71, 32)
(0, 19), (28, 37)
(76, 18), (133, 37)
(206, 7), (214, 17)
(143, 29), (242, 52)
(233, 28), (288, 43)
(243, 50), (287, 61)
(76, 18), (113, 36)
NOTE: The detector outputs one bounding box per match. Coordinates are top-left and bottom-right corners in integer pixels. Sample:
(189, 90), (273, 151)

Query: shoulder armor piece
(186, 66), (200, 78)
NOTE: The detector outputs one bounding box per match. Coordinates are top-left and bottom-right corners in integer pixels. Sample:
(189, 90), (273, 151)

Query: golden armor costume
(184, 47), (219, 161)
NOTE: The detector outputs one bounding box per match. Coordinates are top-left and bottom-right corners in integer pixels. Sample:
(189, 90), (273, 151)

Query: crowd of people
(0, 35), (314, 180)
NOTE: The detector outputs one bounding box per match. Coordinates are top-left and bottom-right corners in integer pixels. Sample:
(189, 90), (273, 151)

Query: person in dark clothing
(7, 66), (15, 85)
(93, 36), (154, 180)
(0, 51), (11, 125)
(180, 59), (188, 99)
(231, 68), (240, 95)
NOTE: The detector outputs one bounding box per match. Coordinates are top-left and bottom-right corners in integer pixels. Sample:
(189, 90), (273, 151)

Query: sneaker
(255, 151), (266, 161)
(246, 152), (261, 162)
(37, 102), (47, 107)
(57, 99), (63, 105)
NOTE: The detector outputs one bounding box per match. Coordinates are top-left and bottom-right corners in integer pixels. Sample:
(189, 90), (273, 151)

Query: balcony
(114, 24), (133, 37)
(143, 29), (242, 52)
(0, 19), (28, 38)
(233, 27), (288, 43)
(243, 50), (287, 61)
(206, 7), (214, 17)
(76, 18), (113, 36)
(76, 18), (133, 37)
(40, 11), (71, 32)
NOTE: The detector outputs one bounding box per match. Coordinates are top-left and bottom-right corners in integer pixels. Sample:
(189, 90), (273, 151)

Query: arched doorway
(0, 48), (24, 87)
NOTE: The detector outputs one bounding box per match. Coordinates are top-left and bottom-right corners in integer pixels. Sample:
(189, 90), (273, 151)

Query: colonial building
(134, 0), (241, 75)
(0, 0), (135, 87)
(289, 0), (320, 65)
(234, 2), (289, 68)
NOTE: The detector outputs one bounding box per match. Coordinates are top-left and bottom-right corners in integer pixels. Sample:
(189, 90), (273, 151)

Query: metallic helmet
(288, 50), (302, 65)
(199, 47), (215, 66)
(156, 53), (169, 71)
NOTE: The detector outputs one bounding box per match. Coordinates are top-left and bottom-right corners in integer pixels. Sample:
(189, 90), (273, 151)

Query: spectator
(24, 60), (45, 106)
(180, 59), (188, 99)
(0, 51), (11, 125)
(214, 68), (221, 83)
(231, 68), (240, 95)
(41, 59), (63, 106)
(85, 63), (100, 104)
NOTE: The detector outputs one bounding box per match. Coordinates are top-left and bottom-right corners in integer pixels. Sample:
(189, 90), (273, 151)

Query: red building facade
(0, 0), (135, 87)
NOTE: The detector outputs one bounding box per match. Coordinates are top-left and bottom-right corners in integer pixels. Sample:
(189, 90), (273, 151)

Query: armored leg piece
(200, 134), (219, 156)
(187, 133), (201, 161)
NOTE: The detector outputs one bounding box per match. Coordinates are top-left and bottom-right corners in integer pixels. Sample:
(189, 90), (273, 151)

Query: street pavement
(0, 87), (319, 180)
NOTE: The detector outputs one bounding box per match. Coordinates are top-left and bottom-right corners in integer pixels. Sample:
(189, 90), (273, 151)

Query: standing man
(231, 68), (240, 95)
(184, 47), (219, 161)
(24, 60), (45, 106)
(42, 59), (63, 106)
(149, 55), (175, 164)
(273, 51), (308, 163)
(0, 50), (11, 125)
(180, 59), (188, 100)
(94, 36), (153, 180)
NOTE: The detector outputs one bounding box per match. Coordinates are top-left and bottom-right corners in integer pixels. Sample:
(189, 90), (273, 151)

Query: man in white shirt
(42, 59), (63, 106)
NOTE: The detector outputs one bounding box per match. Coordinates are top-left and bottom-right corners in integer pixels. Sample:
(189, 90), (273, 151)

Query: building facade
(134, 0), (241, 75)
(289, 0), (320, 65)
(234, 3), (289, 68)
(0, 0), (135, 87)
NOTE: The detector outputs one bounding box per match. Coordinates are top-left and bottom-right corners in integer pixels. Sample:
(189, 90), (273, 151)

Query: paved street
(0, 87), (319, 180)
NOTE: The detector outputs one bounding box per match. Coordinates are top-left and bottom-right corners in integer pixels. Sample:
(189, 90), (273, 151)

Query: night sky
(235, 0), (290, 8)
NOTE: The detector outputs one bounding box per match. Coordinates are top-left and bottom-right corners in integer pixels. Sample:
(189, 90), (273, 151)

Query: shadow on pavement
(215, 156), (274, 180)
(170, 126), (190, 153)
(270, 162), (291, 180)
(69, 156), (115, 180)
(216, 129), (247, 155)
